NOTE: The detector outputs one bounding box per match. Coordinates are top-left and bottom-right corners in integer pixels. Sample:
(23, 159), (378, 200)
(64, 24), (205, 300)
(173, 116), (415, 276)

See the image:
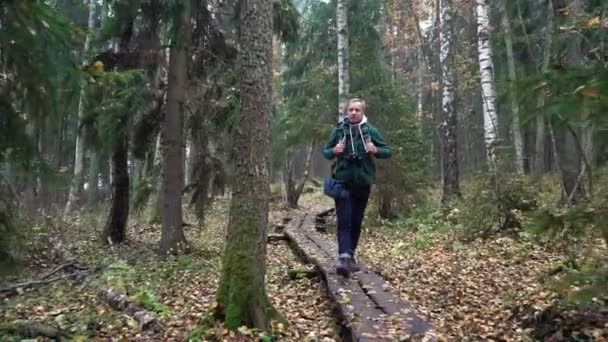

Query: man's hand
(333, 137), (346, 155)
(365, 137), (377, 155)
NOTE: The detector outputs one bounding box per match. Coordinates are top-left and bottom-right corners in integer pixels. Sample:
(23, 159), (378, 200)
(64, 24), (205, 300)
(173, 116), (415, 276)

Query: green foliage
(276, 0), (428, 217)
(348, 0), (428, 216)
(548, 259), (608, 305)
(145, 202), (161, 224)
(0, 0), (80, 168)
(524, 169), (608, 304)
(102, 260), (137, 292)
(273, 0), (299, 43)
(102, 260), (170, 315)
(85, 69), (150, 152)
(272, 0), (337, 169)
(456, 174), (537, 240)
(131, 289), (170, 316)
(131, 176), (155, 212)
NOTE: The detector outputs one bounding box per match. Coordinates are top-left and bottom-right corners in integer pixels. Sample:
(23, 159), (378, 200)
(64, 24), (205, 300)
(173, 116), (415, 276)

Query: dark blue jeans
(335, 184), (371, 257)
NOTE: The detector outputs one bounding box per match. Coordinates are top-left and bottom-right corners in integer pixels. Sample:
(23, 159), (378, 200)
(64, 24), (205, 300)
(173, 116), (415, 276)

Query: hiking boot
(336, 257), (351, 278)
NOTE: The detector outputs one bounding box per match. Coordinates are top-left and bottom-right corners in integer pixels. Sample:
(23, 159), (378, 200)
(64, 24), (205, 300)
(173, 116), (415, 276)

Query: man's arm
(370, 127), (391, 159)
(322, 128), (339, 160)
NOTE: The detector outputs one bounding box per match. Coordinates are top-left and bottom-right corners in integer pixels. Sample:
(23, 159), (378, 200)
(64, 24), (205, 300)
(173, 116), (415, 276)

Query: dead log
(97, 286), (162, 332)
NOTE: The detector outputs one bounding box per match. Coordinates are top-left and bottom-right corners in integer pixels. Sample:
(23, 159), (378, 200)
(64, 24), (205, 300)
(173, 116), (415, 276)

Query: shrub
(457, 173), (537, 240)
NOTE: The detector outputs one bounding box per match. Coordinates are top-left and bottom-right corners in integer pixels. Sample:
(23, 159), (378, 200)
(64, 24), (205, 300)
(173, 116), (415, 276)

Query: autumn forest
(1, 0), (607, 340)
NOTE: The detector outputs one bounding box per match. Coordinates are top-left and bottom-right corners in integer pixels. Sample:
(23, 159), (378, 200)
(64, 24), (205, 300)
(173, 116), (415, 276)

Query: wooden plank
(285, 211), (434, 340)
(301, 223), (431, 337)
(356, 271), (431, 335)
(285, 216), (387, 341)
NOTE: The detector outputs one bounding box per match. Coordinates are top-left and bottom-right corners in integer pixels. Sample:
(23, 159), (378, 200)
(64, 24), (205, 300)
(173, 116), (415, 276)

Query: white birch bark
(475, 0), (499, 170)
(499, 0), (524, 174)
(439, 0), (460, 203)
(336, 0), (350, 122)
(64, 0), (96, 217)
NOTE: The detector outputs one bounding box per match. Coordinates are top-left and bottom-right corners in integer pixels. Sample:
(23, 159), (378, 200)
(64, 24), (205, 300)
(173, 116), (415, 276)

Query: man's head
(346, 98), (366, 124)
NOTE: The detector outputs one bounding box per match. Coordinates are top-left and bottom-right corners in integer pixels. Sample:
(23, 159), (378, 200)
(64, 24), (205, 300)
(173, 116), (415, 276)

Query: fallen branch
(97, 286), (162, 332)
(0, 320), (68, 340)
(0, 269), (91, 298)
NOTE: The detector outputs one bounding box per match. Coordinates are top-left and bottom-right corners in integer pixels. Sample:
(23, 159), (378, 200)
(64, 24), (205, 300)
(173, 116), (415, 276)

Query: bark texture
(215, 0), (275, 330)
(102, 1), (139, 244)
(475, 0), (498, 170)
(535, 0), (554, 178)
(104, 129), (129, 244)
(283, 143), (315, 209)
(439, 0), (461, 204)
(336, 0), (350, 121)
(559, 0), (586, 203)
(499, 0), (524, 174)
(159, 0), (190, 255)
(64, 0), (96, 217)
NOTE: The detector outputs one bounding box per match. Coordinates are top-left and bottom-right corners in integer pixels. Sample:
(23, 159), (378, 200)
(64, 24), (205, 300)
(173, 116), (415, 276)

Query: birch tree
(64, 0), (96, 217)
(475, 0), (498, 171)
(159, 0), (190, 255)
(439, 0), (460, 204)
(336, 0), (349, 121)
(499, 0), (524, 174)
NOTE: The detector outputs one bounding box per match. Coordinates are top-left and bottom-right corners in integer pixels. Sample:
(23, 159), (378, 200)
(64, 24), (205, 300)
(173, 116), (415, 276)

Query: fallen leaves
(357, 224), (607, 340)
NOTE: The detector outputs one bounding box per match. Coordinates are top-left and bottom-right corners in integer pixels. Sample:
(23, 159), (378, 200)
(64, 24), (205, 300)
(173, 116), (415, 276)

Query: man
(323, 98), (392, 277)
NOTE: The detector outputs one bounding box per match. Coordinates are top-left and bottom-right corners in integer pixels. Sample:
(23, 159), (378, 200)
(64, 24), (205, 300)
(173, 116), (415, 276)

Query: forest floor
(1, 189), (607, 341)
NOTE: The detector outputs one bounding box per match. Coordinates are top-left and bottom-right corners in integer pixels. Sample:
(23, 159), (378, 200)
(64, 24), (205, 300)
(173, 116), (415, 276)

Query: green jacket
(322, 117), (391, 186)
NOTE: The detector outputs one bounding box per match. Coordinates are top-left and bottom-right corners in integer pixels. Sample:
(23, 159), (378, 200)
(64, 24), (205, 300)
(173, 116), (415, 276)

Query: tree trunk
(159, 0), (190, 255)
(284, 143), (315, 209)
(416, 50), (424, 134)
(534, 0), (554, 179)
(215, 0), (275, 330)
(500, 0), (524, 174)
(336, 0), (350, 121)
(64, 0), (96, 217)
(475, 0), (499, 172)
(102, 1), (138, 244)
(103, 129), (129, 244)
(439, 0), (461, 204)
(558, 0), (585, 204)
(87, 150), (99, 206)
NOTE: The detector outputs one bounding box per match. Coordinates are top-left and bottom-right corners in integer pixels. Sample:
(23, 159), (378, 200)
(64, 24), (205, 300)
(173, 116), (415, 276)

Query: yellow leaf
(93, 60), (104, 72)
(585, 16), (600, 28)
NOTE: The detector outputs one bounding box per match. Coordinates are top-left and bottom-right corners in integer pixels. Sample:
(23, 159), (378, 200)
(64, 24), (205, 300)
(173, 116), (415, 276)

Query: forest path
(280, 207), (435, 341)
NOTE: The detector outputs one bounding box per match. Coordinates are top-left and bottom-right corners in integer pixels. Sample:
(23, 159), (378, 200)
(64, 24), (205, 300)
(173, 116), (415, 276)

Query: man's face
(347, 102), (364, 123)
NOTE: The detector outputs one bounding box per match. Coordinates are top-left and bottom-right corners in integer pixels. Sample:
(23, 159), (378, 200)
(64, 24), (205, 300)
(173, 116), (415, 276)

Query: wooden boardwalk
(283, 211), (434, 341)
